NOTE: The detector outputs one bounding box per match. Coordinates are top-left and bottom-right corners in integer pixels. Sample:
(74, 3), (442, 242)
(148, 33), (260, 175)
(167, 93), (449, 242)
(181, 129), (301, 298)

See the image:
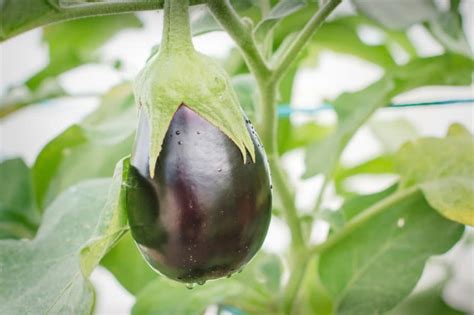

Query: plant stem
(312, 176), (329, 215)
(282, 252), (311, 314)
(310, 186), (420, 256)
(207, 0), (271, 82)
(271, 0), (342, 82)
(269, 156), (305, 251)
(161, 0), (193, 54)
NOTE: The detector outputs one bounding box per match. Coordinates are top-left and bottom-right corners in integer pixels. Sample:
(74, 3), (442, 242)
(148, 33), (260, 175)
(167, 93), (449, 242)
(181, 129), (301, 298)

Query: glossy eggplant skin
(126, 105), (272, 283)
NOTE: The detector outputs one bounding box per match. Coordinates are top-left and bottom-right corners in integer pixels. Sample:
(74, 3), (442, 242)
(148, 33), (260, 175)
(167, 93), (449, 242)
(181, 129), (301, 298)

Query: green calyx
(134, 0), (255, 176)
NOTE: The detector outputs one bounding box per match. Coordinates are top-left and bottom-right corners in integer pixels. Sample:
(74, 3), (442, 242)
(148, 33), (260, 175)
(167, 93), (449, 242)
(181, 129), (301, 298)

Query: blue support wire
(277, 98), (474, 117)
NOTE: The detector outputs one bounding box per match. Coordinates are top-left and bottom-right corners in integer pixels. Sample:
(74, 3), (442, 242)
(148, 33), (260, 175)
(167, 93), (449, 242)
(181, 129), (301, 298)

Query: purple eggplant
(126, 105), (272, 283)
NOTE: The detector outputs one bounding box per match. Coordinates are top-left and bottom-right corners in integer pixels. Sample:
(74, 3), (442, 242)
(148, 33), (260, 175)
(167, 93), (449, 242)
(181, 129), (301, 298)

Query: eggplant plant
(0, 0), (473, 314)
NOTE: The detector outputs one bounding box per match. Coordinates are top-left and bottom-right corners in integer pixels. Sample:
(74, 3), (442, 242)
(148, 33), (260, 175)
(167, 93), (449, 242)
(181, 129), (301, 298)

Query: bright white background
(1, 1), (473, 314)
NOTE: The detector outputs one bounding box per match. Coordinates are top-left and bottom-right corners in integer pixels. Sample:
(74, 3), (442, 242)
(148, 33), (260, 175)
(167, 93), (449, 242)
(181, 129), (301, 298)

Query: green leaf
(395, 124), (474, 226)
(0, 158), (41, 239)
(340, 184), (397, 222)
(319, 191), (464, 315)
(191, 7), (221, 36)
(304, 53), (473, 179)
(304, 76), (395, 178)
(0, 80), (66, 118)
(319, 184), (397, 233)
(303, 16), (396, 68)
(369, 118), (418, 153)
(429, 8), (472, 58)
(231, 74), (258, 122)
(132, 251), (282, 315)
(334, 155), (395, 196)
(0, 160), (128, 315)
(132, 279), (244, 315)
(254, 0), (307, 42)
(296, 257), (333, 315)
(33, 84), (136, 208)
(352, 0), (438, 30)
(388, 281), (464, 315)
(278, 119), (333, 155)
(101, 232), (157, 295)
(26, 14), (142, 90)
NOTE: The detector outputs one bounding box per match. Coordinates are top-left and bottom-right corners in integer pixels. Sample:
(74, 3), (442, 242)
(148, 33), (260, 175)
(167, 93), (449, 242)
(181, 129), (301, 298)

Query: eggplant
(126, 105), (272, 283)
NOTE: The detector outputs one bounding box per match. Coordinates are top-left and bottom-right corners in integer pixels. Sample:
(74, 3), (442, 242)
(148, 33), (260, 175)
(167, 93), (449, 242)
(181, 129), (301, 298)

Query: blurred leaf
(319, 184), (397, 233)
(304, 77), (395, 178)
(101, 232), (157, 295)
(132, 251), (282, 315)
(334, 155), (395, 196)
(26, 14), (142, 90)
(231, 74), (258, 122)
(254, 0), (307, 42)
(388, 281), (464, 315)
(248, 253), (283, 293)
(0, 158), (41, 239)
(396, 124), (474, 226)
(428, 8), (472, 58)
(278, 119), (333, 155)
(191, 6), (221, 36)
(352, 0), (438, 30)
(294, 257), (333, 315)
(33, 84), (136, 209)
(342, 184), (397, 221)
(0, 160), (128, 315)
(0, 80), (66, 118)
(369, 118), (418, 153)
(304, 53), (473, 178)
(132, 279), (244, 315)
(319, 191), (464, 315)
(304, 16), (396, 68)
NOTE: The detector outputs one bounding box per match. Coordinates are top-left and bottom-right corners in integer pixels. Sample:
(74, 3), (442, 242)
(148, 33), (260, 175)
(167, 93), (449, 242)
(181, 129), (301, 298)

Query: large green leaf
(0, 158), (41, 239)
(388, 281), (464, 315)
(304, 53), (473, 178)
(351, 0), (438, 30)
(319, 192), (464, 315)
(26, 14), (142, 90)
(395, 124), (474, 226)
(0, 160), (128, 315)
(33, 84), (136, 208)
(101, 232), (157, 295)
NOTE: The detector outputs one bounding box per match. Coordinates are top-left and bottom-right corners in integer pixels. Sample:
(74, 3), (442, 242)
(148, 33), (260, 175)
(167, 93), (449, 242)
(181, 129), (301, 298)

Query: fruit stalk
(161, 0), (193, 54)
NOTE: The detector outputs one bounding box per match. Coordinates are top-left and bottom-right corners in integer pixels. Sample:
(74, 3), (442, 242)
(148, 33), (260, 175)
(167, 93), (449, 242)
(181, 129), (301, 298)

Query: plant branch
(310, 186), (419, 256)
(206, 0), (271, 82)
(271, 0), (342, 82)
(2, 1), (177, 42)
